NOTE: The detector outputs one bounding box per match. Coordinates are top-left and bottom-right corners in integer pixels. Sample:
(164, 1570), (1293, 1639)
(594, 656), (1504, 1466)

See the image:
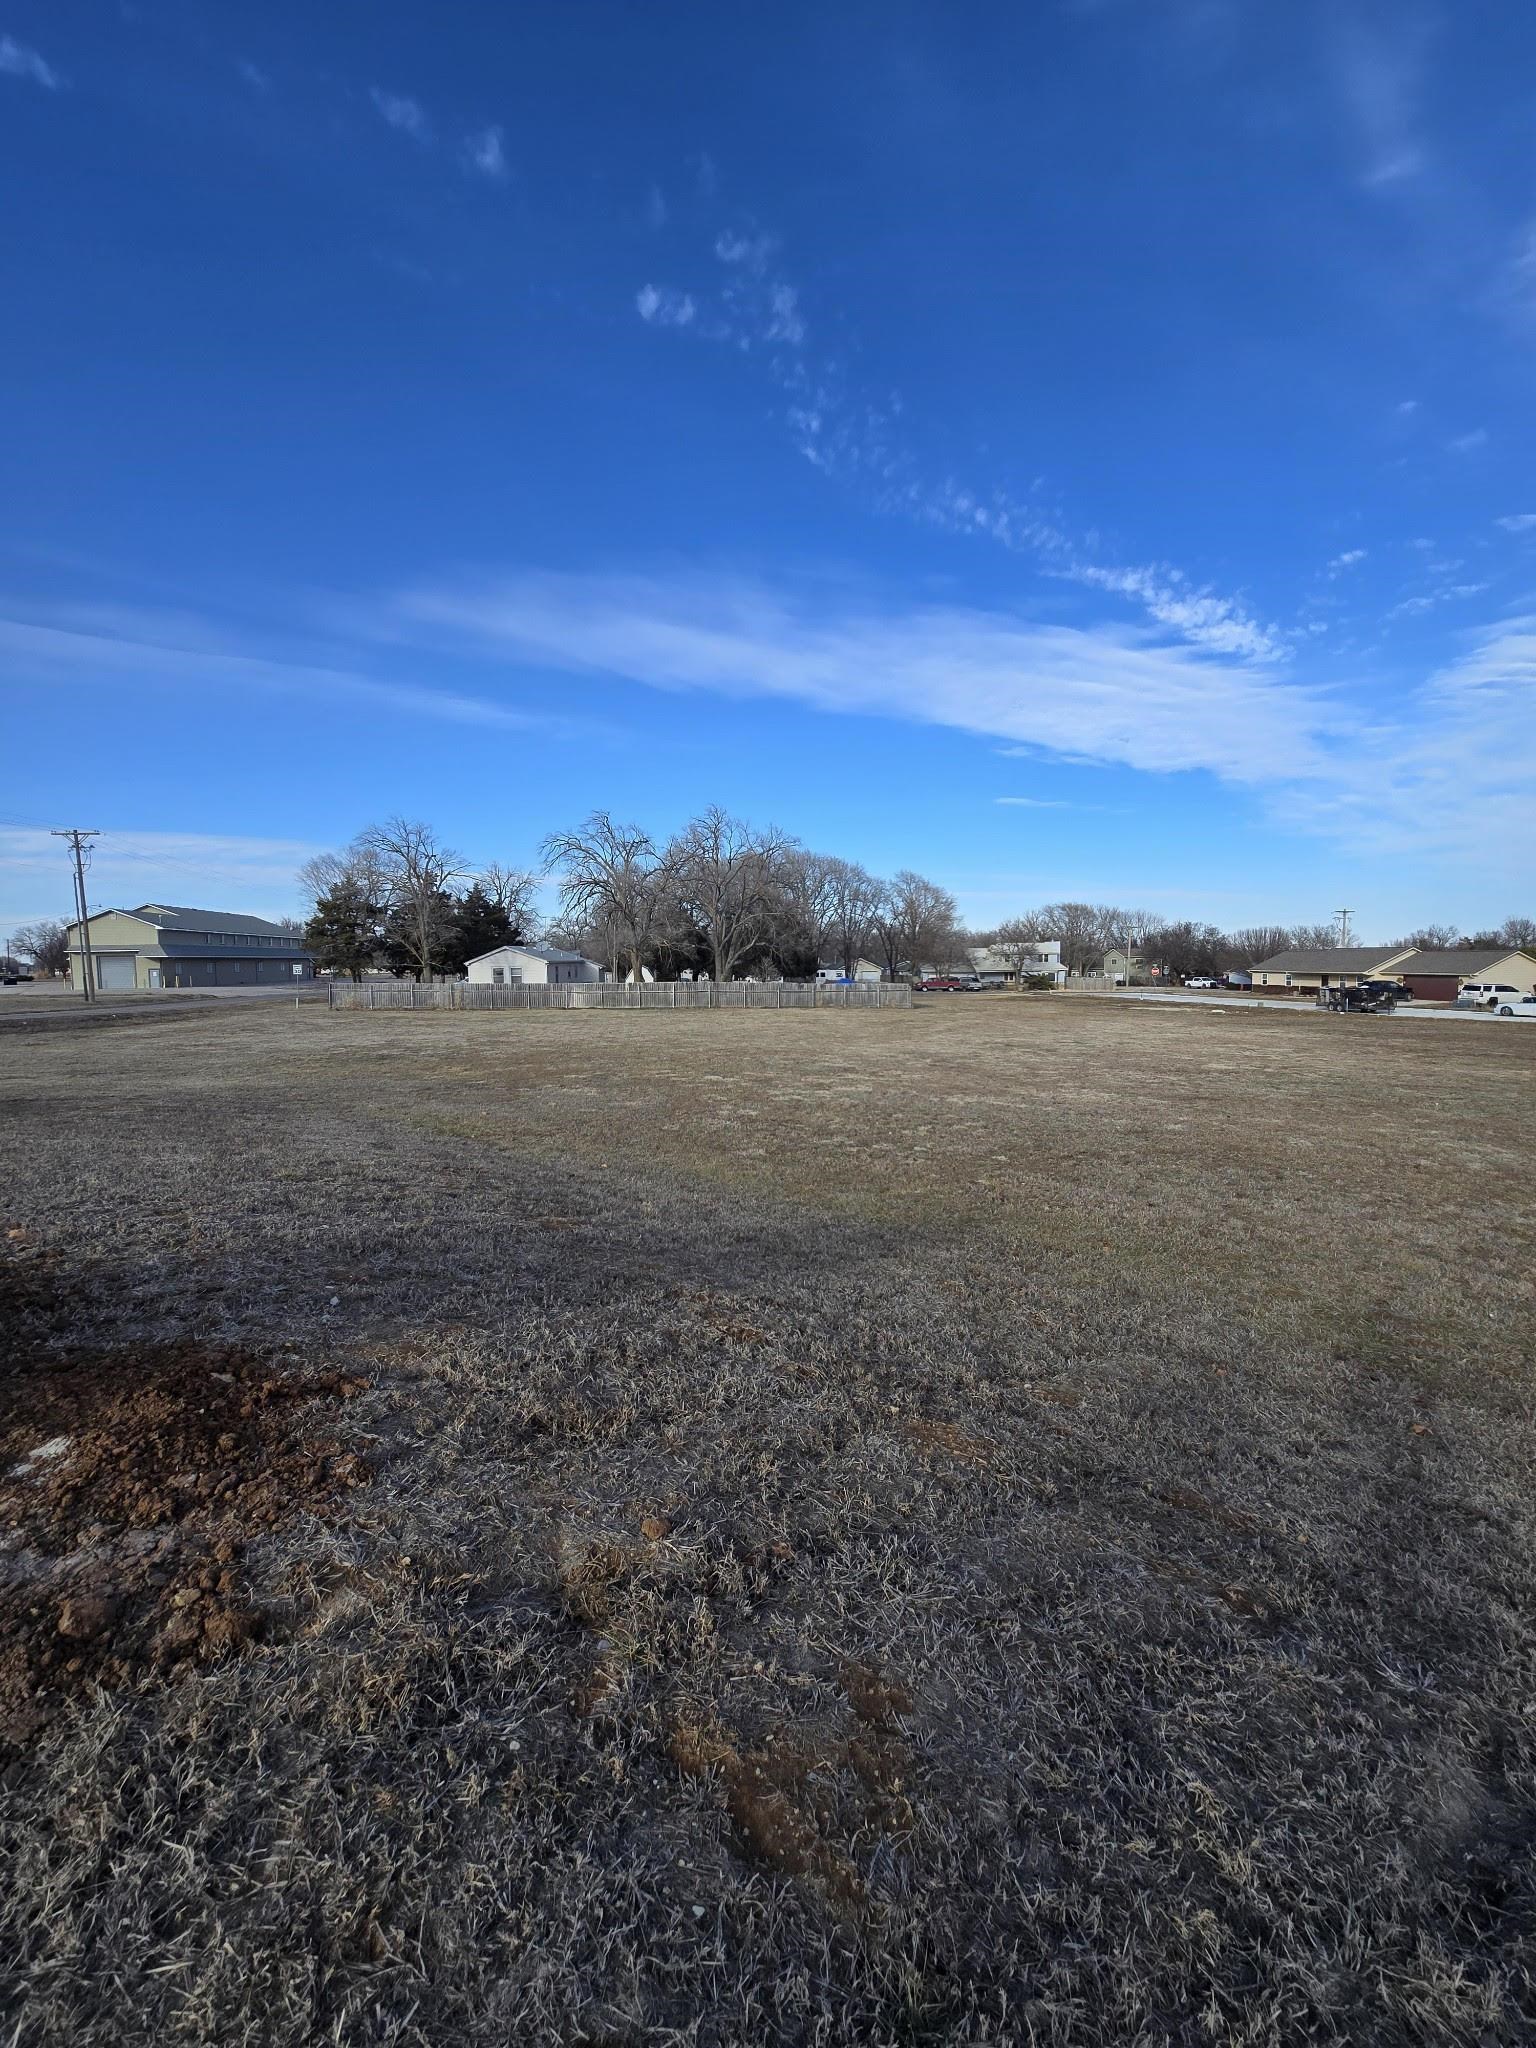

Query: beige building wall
(66, 913), (160, 990)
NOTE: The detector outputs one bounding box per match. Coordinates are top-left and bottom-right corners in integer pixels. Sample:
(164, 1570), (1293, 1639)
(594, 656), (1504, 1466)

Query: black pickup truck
(1320, 980), (1400, 1013)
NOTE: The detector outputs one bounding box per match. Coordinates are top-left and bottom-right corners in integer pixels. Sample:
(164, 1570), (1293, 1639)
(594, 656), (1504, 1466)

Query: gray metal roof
(463, 942), (593, 965)
(1400, 949), (1519, 976)
(1251, 947), (1407, 973)
(131, 903), (300, 940)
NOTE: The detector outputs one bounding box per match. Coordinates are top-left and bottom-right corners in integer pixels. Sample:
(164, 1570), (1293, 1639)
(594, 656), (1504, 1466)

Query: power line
(52, 829), (100, 1004)
(1334, 906), (1354, 949)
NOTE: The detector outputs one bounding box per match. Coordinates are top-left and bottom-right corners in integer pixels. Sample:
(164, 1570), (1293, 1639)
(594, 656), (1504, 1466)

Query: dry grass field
(3, 996), (1534, 2046)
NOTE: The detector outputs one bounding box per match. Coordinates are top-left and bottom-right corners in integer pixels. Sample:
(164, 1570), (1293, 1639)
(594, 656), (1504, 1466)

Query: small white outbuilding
(464, 944), (603, 987)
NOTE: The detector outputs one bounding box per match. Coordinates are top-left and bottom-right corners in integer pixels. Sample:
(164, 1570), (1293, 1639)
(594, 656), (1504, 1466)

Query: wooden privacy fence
(328, 980), (911, 1012)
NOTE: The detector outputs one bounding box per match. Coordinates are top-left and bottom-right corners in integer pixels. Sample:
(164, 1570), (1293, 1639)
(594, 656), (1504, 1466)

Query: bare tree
(992, 913), (1054, 983)
(1229, 926), (1294, 965)
(358, 818), (467, 982)
(298, 840), (392, 913)
(666, 807), (792, 983)
(542, 813), (663, 985)
(1394, 924), (1463, 950)
(771, 848), (868, 976)
(1499, 914), (1536, 950)
(13, 919), (70, 976)
(1033, 901), (1123, 978)
(823, 859), (887, 977)
(477, 862), (540, 937)
(1291, 922), (1343, 950)
(872, 870), (959, 979)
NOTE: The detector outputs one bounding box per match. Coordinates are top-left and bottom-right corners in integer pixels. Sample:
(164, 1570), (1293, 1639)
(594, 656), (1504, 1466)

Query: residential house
(464, 944), (602, 987)
(1249, 947), (1414, 994)
(66, 904), (313, 991)
(1250, 944), (1536, 999)
(1397, 949), (1536, 1002)
(967, 941), (1067, 986)
(815, 958), (883, 983)
(1098, 947), (1145, 984)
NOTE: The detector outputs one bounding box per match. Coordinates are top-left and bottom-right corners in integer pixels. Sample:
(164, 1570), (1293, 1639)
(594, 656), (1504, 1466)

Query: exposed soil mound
(1, 1257), (369, 1744)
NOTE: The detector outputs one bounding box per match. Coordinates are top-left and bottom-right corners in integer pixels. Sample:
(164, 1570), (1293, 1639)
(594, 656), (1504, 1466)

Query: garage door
(96, 955), (137, 990)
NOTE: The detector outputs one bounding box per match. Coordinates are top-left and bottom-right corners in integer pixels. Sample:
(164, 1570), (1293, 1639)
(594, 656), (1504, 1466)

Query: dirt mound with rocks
(1, 1235), (369, 1745)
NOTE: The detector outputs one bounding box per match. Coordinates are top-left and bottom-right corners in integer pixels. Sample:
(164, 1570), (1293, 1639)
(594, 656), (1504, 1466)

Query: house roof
(1251, 947), (1409, 973)
(1403, 948), (1536, 976)
(463, 942), (593, 966)
(129, 903), (300, 940)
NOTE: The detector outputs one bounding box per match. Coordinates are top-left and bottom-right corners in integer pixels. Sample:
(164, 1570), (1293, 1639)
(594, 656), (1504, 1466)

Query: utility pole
(1334, 907), (1354, 949)
(52, 829), (100, 1004)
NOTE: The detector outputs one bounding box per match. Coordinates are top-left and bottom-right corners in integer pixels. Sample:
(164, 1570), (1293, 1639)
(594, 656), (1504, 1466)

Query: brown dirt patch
(1156, 1481), (1262, 1535)
(669, 1667), (915, 1908)
(904, 1417), (994, 1468)
(0, 1306), (369, 1745)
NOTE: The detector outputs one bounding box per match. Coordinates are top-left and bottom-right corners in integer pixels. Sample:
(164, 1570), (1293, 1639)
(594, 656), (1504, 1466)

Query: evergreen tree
(303, 879), (384, 982)
(445, 883), (520, 975)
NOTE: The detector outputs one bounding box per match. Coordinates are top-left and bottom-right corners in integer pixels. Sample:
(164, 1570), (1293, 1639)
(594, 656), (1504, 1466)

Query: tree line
(11, 825), (1534, 984)
(292, 814), (1536, 985)
(294, 811), (959, 984)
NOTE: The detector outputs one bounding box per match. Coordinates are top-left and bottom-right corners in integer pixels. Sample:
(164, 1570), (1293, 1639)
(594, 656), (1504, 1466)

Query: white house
(464, 944), (602, 987)
(816, 958), (883, 983)
(967, 941), (1067, 986)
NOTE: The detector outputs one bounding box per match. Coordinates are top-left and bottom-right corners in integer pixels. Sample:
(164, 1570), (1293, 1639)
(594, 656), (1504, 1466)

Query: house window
(492, 968), (505, 985)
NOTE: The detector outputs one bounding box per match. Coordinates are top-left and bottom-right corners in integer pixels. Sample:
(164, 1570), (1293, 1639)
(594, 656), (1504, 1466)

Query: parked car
(1456, 982), (1526, 1010)
(1184, 975), (1221, 989)
(1494, 995), (1536, 1020)
(1, 971), (34, 986)
(915, 977), (967, 992)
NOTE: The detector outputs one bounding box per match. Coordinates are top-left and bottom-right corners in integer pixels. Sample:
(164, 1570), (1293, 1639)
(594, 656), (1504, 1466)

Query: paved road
(1077, 989), (1518, 1025)
(0, 984), (327, 1030)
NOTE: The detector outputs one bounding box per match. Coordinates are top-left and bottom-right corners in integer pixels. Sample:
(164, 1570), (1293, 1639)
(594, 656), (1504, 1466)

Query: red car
(915, 976), (975, 992)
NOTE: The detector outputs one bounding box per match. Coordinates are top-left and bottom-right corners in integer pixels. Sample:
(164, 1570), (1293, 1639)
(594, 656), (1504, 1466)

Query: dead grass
(1, 998), (1533, 2044)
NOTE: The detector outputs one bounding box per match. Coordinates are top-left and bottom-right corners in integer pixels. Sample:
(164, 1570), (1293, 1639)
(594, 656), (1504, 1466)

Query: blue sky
(4, 0), (1535, 941)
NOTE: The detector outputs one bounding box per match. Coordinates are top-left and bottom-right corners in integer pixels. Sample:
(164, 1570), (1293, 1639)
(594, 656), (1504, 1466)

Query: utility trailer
(1319, 981), (1399, 1014)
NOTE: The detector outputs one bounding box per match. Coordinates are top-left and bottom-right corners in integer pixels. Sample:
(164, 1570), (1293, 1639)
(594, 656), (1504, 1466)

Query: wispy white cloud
(0, 826), (326, 927)
(634, 212), (1285, 665)
(994, 797), (1071, 808)
(1327, 7), (1429, 188)
(1447, 427), (1488, 453)
(461, 125), (507, 180)
(1496, 513), (1536, 533)
(369, 88), (430, 141)
(1386, 579), (1490, 621)
(392, 568), (1536, 871)
(1283, 616), (1536, 862)
(645, 183), (668, 230)
(396, 569), (1334, 785)
(238, 59), (269, 92)
(1065, 562), (1284, 661)
(0, 605), (605, 741)
(636, 284), (696, 328)
(1327, 548), (1367, 575)
(0, 35), (61, 88)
